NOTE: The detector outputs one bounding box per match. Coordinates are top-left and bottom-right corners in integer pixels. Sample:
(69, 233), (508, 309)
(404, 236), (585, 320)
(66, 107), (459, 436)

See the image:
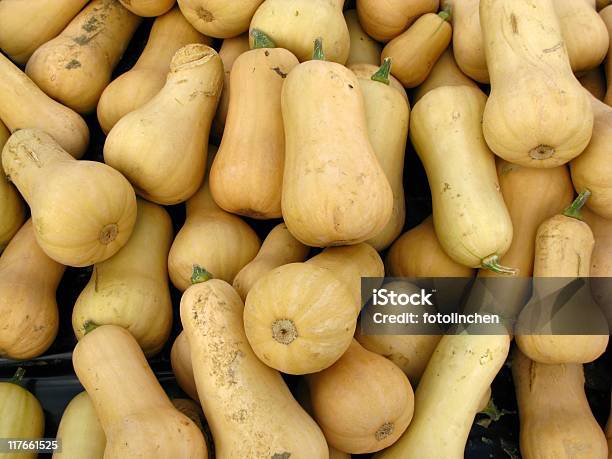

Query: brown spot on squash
(271, 67), (287, 78)
(271, 319), (298, 345)
(196, 7), (214, 22)
(65, 59), (81, 69)
(375, 422), (394, 441)
(99, 223), (118, 244)
(510, 14), (518, 34)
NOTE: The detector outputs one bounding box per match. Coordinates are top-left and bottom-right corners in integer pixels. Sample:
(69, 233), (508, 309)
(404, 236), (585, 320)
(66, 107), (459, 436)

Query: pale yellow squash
(0, 120), (25, 253)
(344, 9), (382, 66)
(178, 0), (264, 38)
(602, 6), (612, 105)
(170, 331), (198, 400)
(119, 0), (175, 16)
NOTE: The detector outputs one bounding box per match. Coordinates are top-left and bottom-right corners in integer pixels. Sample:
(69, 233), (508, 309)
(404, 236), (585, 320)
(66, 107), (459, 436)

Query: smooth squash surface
(602, 6), (612, 105)
(0, 121), (24, 253)
(178, 0), (264, 38)
(170, 331), (198, 401)
(119, 0), (175, 16)
(344, 9), (382, 66)
(448, 0), (488, 83)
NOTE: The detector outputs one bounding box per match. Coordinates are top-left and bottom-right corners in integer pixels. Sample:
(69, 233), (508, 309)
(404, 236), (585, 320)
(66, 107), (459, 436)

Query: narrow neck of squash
(330, 0), (346, 10)
(185, 181), (223, 216)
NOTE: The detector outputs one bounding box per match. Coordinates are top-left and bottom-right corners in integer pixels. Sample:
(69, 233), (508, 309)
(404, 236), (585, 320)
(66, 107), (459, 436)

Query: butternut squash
(180, 279), (328, 458)
(375, 333), (510, 459)
(0, 220), (63, 360)
(0, 120), (25, 253)
(281, 40), (393, 247)
(579, 67), (608, 101)
(168, 147), (261, 291)
(2, 129), (137, 267)
(104, 44), (223, 205)
(356, 0), (439, 42)
(447, 0), (488, 83)
(571, 95), (612, 219)
(413, 47), (478, 103)
(233, 223), (309, 300)
(97, 7), (209, 134)
(0, 0), (88, 65)
(72, 199), (173, 357)
(481, 0), (594, 168)
(512, 348), (608, 459)
(349, 61), (409, 250)
(344, 9), (382, 66)
(381, 12), (452, 88)
(25, 0), (142, 114)
(0, 52), (89, 158)
(385, 216), (475, 278)
(308, 339), (414, 454)
(73, 324), (208, 458)
(0, 369), (44, 459)
(410, 85), (515, 272)
(244, 243), (384, 375)
(210, 35), (299, 218)
(603, 6), (612, 105)
(250, 0), (350, 64)
(119, 0), (175, 16)
(516, 191), (610, 363)
(178, 0), (264, 38)
(170, 331), (199, 401)
(53, 391), (106, 459)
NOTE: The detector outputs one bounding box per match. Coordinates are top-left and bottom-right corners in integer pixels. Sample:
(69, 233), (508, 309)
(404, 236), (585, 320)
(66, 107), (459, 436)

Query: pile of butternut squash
(0, 1), (610, 458)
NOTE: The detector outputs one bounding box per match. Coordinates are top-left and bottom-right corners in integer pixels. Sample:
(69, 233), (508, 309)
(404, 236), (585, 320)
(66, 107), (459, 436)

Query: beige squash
(512, 348), (608, 459)
(210, 38), (299, 219)
(244, 243), (384, 375)
(0, 52), (89, 158)
(0, 220), (64, 360)
(53, 391), (106, 459)
(72, 199), (173, 357)
(356, 0), (439, 42)
(0, 120), (25, 253)
(104, 44), (223, 205)
(97, 7), (209, 133)
(571, 94), (612, 219)
(180, 279), (329, 458)
(410, 85), (515, 272)
(579, 67), (608, 100)
(170, 331), (198, 400)
(2, 129), (137, 267)
(602, 6), (612, 105)
(250, 0), (350, 64)
(308, 340), (414, 454)
(178, 0), (264, 38)
(171, 398), (207, 434)
(0, 0), (88, 65)
(281, 42), (393, 247)
(481, 0), (594, 168)
(381, 12), (453, 88)
(349, 62), (409, 250)
(25, 0), (142, 114)
(119, 0), (175, 16)
(344, 9), (382, 66)
(233, 223), (309, 300)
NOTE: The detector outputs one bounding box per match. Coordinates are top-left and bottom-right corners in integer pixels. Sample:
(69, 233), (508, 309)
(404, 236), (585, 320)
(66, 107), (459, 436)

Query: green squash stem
(563, 190), (591, 220)
(10, 367), (25, 386)
(251, 29), (276, 49)
(439, 6), (452, 22)
(371, 58), (392, 85)
(313, 37), (325, 61)
(481, 255), (518, 276)
(191, 265), (213, 285)
(83, 321), (100, 335)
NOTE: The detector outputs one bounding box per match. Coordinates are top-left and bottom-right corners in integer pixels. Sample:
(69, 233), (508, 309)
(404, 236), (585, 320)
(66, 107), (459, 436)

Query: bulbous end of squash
(271, 319), (298, 345)
(563, 189), (591, 220)
(170, 44), (218, 73)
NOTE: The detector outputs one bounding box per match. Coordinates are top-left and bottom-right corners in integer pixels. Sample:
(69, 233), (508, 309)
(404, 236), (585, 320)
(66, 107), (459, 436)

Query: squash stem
(481, 255), (518, 276)
(438, 6), (452, 22)
(83, 321), (99, 335)
(563, 189), (590, 220)
(313, 37), (325, 61)
(371, 58), (392, 85)
(251, 29), (276, 49)
(191, 265), (213, 285)
(10, 367), (26, 385)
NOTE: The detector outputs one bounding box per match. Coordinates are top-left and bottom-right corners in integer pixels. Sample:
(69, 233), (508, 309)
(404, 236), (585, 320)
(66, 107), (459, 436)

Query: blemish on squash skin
(543, 42), (563, 54)
(375, 422), (394, 441)
(510, 14), (518, 34)
(196, 7), (214, 22)
(271, 453), (291, 459)
(65, 59), (81, 70)
(271, 67), (287, 78)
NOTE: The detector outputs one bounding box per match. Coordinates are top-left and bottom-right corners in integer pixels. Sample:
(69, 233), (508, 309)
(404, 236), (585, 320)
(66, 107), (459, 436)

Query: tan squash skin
(410, 86), (514, 270)
(104, 44), (223, 205)
(344, 9), (382, 66)
(571, 95), (612, 219)
(0, 52), (89, 158)
(376, 333), (510, 459)
(2, 129), (137, 267)
(0, 220), (64, 360)
(168, 149), (261, 291)
(72, 199), (173, 357)
(171, 398), (206, 433)
(244, 243), (384, 375)
(73, 325), (208, 459)
(603, 6), (612, 105)
(512, 349), (608, 459)
(53, 392), (106, 459)
(413, 48), (478, 103)
(0, 121), (25, 253)
(381, 12), (453, 88)
(25, 0), (142, 114)
(481, 0), (594, 168)
(119, 0), (175, 16)
(170, 331), (199, 401)
(210, 47), (299, 219)
(97, 7), (209, 134)
(178, 0), (264, 38)
(0, 0), (88, 65)
(250, 0), (350, 64)
(0, 375), (44, 459)
(281, 56), (393, 247)
(180, 279), (329, 459)
(579, 67), (608, 100)
(350, 63), (409, 251)
(233, 223), (309, 300)
(356, 0), (439, 42)
(308, 340), (415, 454)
